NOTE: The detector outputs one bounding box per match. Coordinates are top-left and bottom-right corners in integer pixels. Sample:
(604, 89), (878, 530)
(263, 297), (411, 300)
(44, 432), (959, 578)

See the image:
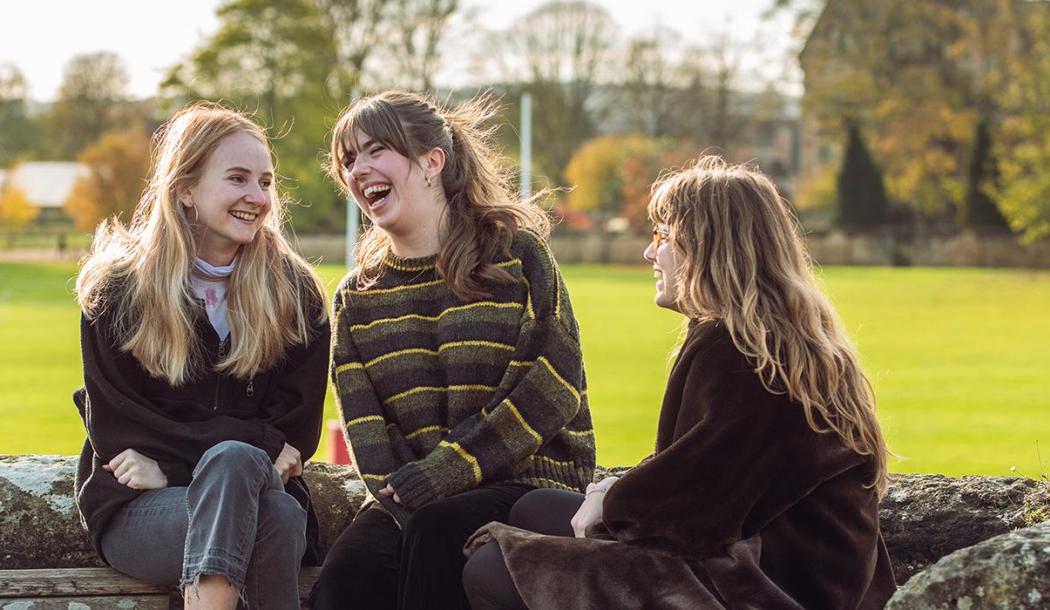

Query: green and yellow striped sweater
(331, 230), (595, 523)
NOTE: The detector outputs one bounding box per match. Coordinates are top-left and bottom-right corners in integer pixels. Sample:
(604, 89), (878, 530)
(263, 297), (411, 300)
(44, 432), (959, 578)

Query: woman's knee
(463, 542), (526, 610)
(196, 440), (270, 476)
(508, 488), (583, 534)
(310, 539), (393, 605)
(401, 500), (464, 548)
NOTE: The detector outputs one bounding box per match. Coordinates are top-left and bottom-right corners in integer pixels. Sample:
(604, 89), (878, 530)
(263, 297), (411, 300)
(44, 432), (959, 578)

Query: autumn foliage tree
(563, 136), (628, 216)
(994, 1), (1050, 240)
(0, 182), (38, 231)
(64, 129), (151, 231)
(564, 135), (694, 229)
(797, 0), (1029, 221)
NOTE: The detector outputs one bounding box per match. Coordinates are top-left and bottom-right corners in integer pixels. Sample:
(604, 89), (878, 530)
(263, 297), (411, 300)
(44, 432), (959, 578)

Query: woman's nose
(349, 157), (369, 180)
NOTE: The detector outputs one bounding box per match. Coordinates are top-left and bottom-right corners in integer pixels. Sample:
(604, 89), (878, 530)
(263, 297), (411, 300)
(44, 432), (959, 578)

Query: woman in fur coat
(461, 155), (897, 610)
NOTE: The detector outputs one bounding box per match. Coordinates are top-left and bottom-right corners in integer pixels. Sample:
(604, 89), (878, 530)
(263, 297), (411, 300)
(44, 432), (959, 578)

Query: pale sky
(0, 0), (801, 102)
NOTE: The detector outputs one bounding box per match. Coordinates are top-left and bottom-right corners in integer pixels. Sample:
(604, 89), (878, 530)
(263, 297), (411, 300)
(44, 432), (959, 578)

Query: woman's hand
(103, 449), (168, 490)
(571, 476), (619, 538)
(379, 484), (402, 504)
(274, 443), (303, 485)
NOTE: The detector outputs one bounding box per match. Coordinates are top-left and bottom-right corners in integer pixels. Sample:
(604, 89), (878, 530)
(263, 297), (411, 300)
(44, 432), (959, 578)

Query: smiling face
(342, 129), (445, 254)
(182, 130), (273, 266)
(643, 223), (681, 311)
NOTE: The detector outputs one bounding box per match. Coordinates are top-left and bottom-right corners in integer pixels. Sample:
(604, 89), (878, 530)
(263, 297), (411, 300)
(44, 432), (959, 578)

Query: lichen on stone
(1022, 480), (1049, 527)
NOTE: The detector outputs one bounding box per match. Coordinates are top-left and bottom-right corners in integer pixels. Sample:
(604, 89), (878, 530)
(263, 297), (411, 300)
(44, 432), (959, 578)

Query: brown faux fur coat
(466, 319), (896, 609)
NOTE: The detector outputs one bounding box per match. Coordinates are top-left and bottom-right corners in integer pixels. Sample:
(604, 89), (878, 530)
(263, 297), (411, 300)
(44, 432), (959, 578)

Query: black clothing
(310, 484), (533, 610)
(73, 292), (330, 564)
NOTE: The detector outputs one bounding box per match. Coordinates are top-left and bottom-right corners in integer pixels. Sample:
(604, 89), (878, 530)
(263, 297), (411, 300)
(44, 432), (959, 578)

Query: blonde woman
(73, 103), (329, 609)
(463, 156), (897, 609)
(311, 91), (595, 610)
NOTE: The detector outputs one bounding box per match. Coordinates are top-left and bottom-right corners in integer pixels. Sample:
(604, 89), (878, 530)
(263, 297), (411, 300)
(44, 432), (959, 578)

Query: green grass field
(1, 261), (1047, 477)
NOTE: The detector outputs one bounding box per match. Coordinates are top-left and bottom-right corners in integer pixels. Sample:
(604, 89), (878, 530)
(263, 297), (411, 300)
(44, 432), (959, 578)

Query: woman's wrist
(585, 476), (619, 496)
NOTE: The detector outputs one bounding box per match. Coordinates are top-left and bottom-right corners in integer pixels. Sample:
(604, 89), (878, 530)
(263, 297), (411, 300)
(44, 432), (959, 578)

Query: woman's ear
(422, 146), (446, 179)
(175, 184), (193, 208)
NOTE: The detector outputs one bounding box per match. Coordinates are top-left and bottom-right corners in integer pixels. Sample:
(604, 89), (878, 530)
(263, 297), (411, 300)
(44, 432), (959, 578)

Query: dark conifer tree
(836, 124), (889, 229)
(961, 119), (1010, 231)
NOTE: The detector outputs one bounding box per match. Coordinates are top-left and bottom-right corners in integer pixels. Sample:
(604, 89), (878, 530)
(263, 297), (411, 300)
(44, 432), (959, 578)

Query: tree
(386, 0), (460, 92)
(494, 1), (618, 186)
(563, 135), (693, 228)
(163, 0), (342, 229)
(993, 0), (1050, 240)
(46, 52), (131, 159)
(314, 0), (391, 94)
(0, 182), (38, 230)
(620, 142), (694, 229)
(796, 0), (1021, 220)
(620, 30), (680, 137)
(961, 119), (1009, 231)
(836, 124), (888, 229)
(563, 136), (628, 214)
(64, 129), (151, 231)
(0, 64), (38, 166)
(700, 31), (746, 150)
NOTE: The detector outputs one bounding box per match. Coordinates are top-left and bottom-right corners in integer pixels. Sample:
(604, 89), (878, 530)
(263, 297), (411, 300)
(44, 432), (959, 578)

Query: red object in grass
(326, 419), (352, 465)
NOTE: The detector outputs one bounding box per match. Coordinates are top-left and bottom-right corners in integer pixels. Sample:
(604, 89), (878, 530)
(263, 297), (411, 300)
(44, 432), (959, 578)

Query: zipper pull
(246, 378), (255, 397)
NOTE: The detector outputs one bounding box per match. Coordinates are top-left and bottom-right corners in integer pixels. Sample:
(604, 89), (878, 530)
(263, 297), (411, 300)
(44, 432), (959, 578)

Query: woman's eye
(260, 180), (272, 189)
(229, 175), (245, 184)
(370, 146), (384, 155)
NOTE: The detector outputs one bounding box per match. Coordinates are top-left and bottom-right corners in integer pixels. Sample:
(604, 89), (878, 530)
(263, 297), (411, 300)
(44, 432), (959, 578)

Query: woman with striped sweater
(309, 91), (595, 610)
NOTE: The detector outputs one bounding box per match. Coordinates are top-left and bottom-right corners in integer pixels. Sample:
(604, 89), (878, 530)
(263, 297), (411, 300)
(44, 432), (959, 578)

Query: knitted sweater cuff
(386, 465), (441, 510)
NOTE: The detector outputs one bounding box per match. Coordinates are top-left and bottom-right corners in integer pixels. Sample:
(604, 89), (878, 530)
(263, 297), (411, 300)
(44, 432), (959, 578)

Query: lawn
(1, 261), (1047, 478)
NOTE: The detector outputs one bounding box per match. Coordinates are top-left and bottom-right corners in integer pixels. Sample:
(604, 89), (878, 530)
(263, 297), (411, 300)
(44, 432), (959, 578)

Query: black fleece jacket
(73, 294), (330, 565)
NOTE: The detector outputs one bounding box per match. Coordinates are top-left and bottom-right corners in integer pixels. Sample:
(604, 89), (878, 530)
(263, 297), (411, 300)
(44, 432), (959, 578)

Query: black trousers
(462, 488), (585, 610)
(309, 484), (533, 610)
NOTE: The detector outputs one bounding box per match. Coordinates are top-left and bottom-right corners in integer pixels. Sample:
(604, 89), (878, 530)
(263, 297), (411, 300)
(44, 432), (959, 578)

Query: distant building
(0, 161), (87, 226)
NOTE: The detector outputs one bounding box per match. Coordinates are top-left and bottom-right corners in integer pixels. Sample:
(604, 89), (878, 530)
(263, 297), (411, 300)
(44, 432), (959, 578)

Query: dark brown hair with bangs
(329, 90), (549, 300)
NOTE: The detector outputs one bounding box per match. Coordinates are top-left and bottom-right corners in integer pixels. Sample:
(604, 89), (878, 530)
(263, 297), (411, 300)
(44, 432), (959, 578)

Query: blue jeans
(100, 440), (307, 608)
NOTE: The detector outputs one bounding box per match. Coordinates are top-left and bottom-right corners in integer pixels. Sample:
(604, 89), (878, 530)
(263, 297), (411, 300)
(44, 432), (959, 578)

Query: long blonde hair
(329, 90), (549, 301)
(649, 156), (889, 495)
(77, 102), (327, 385)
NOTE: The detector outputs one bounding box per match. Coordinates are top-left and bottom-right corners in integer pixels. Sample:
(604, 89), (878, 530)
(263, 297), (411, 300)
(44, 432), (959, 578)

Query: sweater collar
(383, 250), (438, 272)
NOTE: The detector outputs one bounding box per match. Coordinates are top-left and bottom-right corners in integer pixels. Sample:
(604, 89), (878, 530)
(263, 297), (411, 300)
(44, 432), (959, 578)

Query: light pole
(345, 88), (361, 269)
(520, 92), (532, 202)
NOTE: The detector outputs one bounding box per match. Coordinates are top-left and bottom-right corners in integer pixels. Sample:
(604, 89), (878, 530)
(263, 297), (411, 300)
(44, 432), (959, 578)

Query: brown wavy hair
(329, 90), (549, 300)
(649, 155), (890, 495)
(77, 102), (327, 385)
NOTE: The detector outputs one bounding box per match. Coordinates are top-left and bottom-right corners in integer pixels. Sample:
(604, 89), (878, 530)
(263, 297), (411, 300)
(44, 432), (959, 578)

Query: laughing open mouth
(362, 183), (392, 205)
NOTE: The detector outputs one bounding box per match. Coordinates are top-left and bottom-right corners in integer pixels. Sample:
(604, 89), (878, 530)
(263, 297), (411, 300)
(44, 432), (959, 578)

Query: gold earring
(425, 174), (433, 187)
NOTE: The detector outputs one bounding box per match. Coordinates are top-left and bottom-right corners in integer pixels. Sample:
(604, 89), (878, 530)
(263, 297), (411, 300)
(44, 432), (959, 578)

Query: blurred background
(0, 0), (1047, 477)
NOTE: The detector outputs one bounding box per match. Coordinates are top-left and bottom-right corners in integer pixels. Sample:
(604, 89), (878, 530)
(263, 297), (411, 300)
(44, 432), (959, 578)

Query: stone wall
(3, 455), (1047, 587)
